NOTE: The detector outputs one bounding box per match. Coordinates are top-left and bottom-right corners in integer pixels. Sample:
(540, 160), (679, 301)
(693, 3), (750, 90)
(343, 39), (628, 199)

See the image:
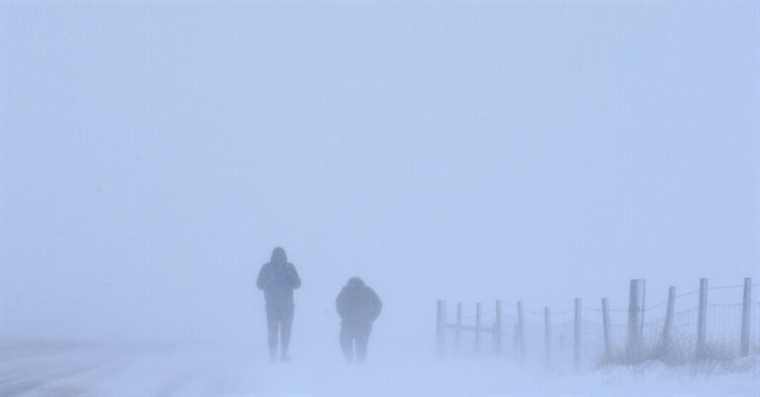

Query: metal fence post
(627, 279), (642, 362)
(475, 302), (482, 353)
(696, 278), (708, 359)
(574, 298), (582, 370)
(494, 300), (503, 355)
(455, 302), (462, 353)
(517, 301), (525, 362)
(602, 298), (611, 362)
(544, 306), (551, 367)
(661, 286), (676, 355)
(741, 278), (752, 357)
(640, 279), (647, 342)
(436, 299), (447, 357)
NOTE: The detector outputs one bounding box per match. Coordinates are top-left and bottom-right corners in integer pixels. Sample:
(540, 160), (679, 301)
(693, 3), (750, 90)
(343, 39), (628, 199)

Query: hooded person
(257, 247), (301, 362)
(336, 277), (382, 363)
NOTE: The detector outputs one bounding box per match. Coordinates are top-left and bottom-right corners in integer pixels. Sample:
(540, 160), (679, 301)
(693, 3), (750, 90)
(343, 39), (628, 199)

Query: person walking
(257, 247), (301, 362)
(336, 277), (382, 363)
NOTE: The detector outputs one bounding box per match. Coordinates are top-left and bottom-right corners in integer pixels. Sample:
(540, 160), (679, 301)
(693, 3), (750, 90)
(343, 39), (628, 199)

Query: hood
(347, 277), (365, 288)
(271, 247), (287, 265)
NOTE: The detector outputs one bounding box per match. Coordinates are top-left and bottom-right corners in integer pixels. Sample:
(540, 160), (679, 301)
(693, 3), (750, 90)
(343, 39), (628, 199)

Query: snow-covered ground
(0, 340), (757, 397)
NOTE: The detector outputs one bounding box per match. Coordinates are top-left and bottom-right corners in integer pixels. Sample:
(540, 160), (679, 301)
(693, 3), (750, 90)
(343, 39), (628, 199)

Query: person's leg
(340, 323), (354, 363)
(356, 324), (372, 363)
(266, 306), (279, 362)
(280, 305), (294, 360)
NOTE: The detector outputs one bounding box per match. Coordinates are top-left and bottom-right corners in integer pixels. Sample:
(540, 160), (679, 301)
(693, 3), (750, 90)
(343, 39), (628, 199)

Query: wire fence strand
(436, 278), (755, 368)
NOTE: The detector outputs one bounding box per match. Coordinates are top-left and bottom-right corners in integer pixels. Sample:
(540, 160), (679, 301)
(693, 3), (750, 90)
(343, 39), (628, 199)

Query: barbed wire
(582, 320), (604, 328)
(438, 279), (756, 364)
(452, 308), (741, 329)
(510, 300), (745, 319)
(708, 303), (743, 308)
(676, 289), (699, 298)
(645, 300), (670, 311)
(583, 306), (628, 313)
(642, 318), (666, 326)
(708, 284), (744, 291)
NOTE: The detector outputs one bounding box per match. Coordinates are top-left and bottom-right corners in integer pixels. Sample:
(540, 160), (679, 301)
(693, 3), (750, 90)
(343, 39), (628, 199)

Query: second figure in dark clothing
(336, 277), (382, 363)
(257, 247), (301, 362)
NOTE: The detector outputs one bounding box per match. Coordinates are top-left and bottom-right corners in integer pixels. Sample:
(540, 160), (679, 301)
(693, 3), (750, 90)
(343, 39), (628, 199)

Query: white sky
(0, 1), (758, 355)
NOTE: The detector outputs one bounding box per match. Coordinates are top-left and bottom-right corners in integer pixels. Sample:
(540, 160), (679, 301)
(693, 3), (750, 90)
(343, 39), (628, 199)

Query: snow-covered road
(0, 341), (757, 397)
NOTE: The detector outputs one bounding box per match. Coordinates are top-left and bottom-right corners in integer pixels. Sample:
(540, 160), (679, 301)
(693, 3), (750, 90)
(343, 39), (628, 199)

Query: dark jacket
(257, 247), (301, 307)
(336, 278), (382, 326)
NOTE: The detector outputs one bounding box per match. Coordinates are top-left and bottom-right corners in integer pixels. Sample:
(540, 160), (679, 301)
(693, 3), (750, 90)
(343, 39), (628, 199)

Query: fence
(435, 277), (758, 369)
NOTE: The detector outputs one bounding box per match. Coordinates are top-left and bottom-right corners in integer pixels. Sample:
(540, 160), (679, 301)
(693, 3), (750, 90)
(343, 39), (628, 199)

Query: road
(0, 341), (757, 397)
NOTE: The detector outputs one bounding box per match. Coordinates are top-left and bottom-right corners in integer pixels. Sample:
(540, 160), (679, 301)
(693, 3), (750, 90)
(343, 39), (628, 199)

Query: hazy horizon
(1, 2), (758, 361)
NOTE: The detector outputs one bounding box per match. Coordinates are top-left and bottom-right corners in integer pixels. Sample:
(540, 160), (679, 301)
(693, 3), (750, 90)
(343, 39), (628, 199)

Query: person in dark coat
(336, 277), (382, 363)
(257, 247), (301, 362)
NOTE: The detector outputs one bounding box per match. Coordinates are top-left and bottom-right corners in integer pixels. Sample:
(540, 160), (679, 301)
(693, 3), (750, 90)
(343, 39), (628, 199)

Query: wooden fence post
(696, 278), (708, 359)
(627, 279), (642, 362)
(602, 298), (611, 362)
(436, 299), (446, 357)
(494, 300), (503, 355)
(661, 286), (676, 355)
(544, 306), (551, 367)
(517, 301), (525, 362)
(475, 302), (482, 353)
(741, 278), (752, 357)
(574, 298), (582, 370)
(455, 302), (462, 353)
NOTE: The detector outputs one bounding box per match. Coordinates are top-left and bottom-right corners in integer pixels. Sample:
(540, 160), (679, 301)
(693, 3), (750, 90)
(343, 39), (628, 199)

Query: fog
(1, 0), (759, 385)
